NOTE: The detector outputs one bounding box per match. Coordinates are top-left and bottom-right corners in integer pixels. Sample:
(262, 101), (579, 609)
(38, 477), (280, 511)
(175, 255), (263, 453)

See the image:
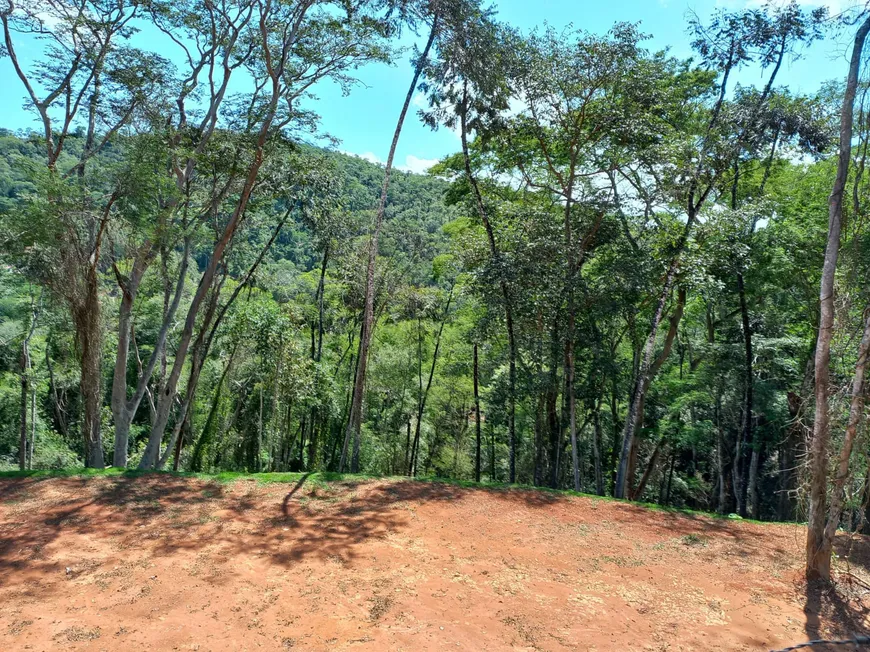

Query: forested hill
(0, 128), (455, 280)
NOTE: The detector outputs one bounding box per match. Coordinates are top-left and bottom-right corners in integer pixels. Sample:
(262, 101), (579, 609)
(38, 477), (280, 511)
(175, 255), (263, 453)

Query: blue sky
(0, 0), (859, 173)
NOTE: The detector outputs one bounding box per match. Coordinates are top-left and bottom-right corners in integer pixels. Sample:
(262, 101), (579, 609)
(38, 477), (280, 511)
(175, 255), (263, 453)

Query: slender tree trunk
(747, 446), (761, 519)
(615, 286), (687, 498)
(112, 241), (189, 467)
(806, 14), (870, 581)
(566, 337), (580, 491)
(27, 376), (36, 469)
(341, 18), (438, 473)
(403, 419), (412, 474)
(76, 273), (105, 468)
(665, 452), (675, 506)
(733, 421), (747, 516)
(716, 393), (728, 514)
(173, 415), (189, 472)
(632, 438), (664, 501)
(189, 344), (237, 472)
(408, 287), (453, 477)
(736, 271), (755, 517)
(608, 382), (619, 493)
(408, 314), (424, 476)
(18, 284), (39, 470)
(563, 183), (580, 491)
(779, 390), (804, 521)
(474, 343), (482, 483)
(548, 318), (561, 488)
(820, 309), (870, 562)
(19, 343), (30, 471)
(489, 420), (496, 482)
(317, 243), (329, 361)
(257, 384), (264, 472)
(534, 389), (544, 486)
(459, 85), (518, 483)
(592, 402), (604, 496)
(306, 243), (329, 470)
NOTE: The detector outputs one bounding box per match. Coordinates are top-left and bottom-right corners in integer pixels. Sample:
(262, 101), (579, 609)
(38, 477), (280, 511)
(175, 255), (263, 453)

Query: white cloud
(412, 91), (428, 109)
(340, 150), (439, 175)
(356, 151), (384, 165)
(397, 155), (440, 174)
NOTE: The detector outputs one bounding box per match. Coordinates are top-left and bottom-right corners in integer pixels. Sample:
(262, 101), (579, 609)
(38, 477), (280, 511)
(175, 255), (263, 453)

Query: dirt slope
(1, 475), (868, 651)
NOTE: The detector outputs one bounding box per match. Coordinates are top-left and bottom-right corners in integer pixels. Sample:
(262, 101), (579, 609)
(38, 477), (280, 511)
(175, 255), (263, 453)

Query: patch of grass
(7, 619), (32, 635)
(368, 595), (393, 621)
(56, 626), (101, 642)
(599, 554), (645, 568)
(0, 468), (797, 527)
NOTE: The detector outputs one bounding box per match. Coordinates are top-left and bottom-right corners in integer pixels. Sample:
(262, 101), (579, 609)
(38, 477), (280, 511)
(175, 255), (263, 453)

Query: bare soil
(1, 475), (869, 651)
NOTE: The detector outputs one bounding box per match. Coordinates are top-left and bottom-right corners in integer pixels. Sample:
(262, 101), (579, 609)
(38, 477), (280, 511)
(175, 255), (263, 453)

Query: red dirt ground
(1, 476), (869, 651)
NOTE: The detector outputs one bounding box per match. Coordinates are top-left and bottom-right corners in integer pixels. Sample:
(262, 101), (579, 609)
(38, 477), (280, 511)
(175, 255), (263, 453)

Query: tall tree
(2, 0), (168, 467)
(140, 0), (392, 468)
(420, 3), (517, 479)
(805, 11), (870, 581)
(340, 0), (441, 472)
(614, 2), (825, 499)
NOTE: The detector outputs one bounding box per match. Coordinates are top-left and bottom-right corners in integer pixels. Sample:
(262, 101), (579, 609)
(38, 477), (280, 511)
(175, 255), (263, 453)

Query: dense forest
(2, 0), (870, 582)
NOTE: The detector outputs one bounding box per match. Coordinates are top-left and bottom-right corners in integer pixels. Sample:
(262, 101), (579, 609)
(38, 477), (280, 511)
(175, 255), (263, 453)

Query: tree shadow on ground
(0, 474), (584, 583)
(4, 470), (870, 649)
(802, 577), (870, 646)
(791, 534), (870, 645)
(0, 475), (225, 581)
(0, 475), (784, 581)
(0, 475), (565, 592)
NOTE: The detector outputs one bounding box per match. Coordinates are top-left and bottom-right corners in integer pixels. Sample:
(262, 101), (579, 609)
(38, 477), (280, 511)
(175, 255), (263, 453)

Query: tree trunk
(566, 336), (580, 492)
(112, 241), (189, 467)
(27, 374), (36, 469)
(489, 420), (497, 482)
(173, 415), (190, 472)
(341, 17), (438, 473)
(736, 271), (754, 517)
(615, 286), (686, 498)
(820, 309), (870, 560)
(548, 318), (561, 488)
(608, 383), (620, 494)
(459, 84), (518, 483)
(76, 273), (105, 468)
(747, 445), (761, 519)
(631, 438), (663, 501)
(563, 180), (580, 491)
(306, 243), (329, 470)
(408, 287), (453, 477)
(716, 394), (728, 514)
(665, 452), (676, 506)
(806, 14), (870, 581)
(189, 344), (237, 472)
(779, 391), (804, 521)
(474, 342), (482, 483)
(257, 384), (264, 472)
(18, 284), (39, 470)
(733, 422), (747, 516)
(592, 403), (604, 496)
(18, 342), (30, 471)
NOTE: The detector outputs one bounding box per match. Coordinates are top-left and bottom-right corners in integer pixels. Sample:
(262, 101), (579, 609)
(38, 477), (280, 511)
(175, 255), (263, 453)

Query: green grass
(0, 467), (365, 485)
(0, 467), (794, 526)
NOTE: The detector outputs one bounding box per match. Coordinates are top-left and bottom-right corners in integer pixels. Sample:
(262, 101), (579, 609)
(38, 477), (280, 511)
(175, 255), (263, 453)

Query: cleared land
(0, 474), (868, 651)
